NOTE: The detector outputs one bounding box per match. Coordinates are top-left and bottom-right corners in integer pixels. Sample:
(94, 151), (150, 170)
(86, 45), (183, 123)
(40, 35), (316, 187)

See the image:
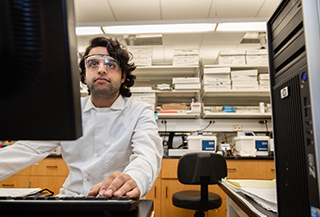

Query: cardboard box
(162, 104), (187, 110)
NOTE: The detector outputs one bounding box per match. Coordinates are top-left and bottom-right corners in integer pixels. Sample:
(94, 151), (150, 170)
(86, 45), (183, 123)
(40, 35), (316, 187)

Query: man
(0, 37), (163, 199)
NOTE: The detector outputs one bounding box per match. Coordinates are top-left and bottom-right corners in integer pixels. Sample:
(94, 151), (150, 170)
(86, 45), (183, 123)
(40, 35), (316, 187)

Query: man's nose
(97, 62), (107, 73)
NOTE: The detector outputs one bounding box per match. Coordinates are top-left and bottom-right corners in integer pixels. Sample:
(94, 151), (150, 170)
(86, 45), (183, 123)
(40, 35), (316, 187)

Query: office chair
(172, 152), (227, 217)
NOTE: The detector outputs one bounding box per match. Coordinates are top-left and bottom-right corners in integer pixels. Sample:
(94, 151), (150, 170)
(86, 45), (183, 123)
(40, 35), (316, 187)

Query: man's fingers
(125, 187), (140, 199)
(87, 171), (140, 199)
(113, 178), (137, 197)
(88, 182), (103, 196)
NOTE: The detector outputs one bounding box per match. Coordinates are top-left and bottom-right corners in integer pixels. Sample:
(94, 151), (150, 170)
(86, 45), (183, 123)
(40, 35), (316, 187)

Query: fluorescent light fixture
(103, 23), (216, 34)
(76, 27), (103, 35)
(216, 22), (266, 32)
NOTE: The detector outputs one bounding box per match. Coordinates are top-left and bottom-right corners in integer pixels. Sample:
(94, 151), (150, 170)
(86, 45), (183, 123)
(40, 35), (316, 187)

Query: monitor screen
(0, 0), (82, 140)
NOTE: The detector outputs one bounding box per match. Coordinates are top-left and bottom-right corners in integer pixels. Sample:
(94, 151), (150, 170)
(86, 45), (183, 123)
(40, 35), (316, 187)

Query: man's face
(84, 47), (126, 98)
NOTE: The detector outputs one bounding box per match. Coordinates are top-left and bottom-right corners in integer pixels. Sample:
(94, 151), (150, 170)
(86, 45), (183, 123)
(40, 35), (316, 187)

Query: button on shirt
(0, 95), (163, 197)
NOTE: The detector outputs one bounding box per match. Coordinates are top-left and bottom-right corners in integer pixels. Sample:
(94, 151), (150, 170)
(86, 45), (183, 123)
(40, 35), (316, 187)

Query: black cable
(265, 120), (269, 134)
(26, 188), (54, 197)
(191, 121), (215, 134)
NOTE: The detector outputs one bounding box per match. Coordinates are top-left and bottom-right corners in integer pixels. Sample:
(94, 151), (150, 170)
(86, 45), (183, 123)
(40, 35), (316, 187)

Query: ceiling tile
(209, 0), (265, 18)
(162, 34), (203, 46)
(202, 32), (246, 45)
(257, 0), (282, 18)
(109, 0), (161, 21)
(161, 0), (213, 20)
(74, 0), (115, 23)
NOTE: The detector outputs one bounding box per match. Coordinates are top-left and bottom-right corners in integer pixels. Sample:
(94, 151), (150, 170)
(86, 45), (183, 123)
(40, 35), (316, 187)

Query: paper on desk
(223, 179), (277, 213)
(0, 188), (42, 197)
(241, 188), (277, 213)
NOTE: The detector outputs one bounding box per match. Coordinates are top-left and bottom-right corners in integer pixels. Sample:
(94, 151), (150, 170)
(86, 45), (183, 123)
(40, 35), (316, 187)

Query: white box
(202, 80), (231, 85)
(218, 50), (246, 65)
(246, 55), (268, 65)
(246, 50), (268, 55)
(231, 75), (257, 81)
(173, 55), (199, 65)
(218, 55), (246, 65)
(203, 74), (230, 81)
(232, 85), (259, 90)
(204, 67), (231, 74)
(234, 136), (269, 156)
(231, 69), (258, 76)
(187, 135), (217, 152)
(203, 85), (231, 91)
(258, 74), (270, 80)
(174, 48), (199, 56)
(172, 77), (200, 84)
(174, 83), (201, 90)
(220, 50), (246, 55)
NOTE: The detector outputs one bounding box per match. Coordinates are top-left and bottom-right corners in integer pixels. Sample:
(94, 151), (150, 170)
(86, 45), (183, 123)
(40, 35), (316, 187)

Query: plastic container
(234, 136), (269, 156)
(187, 135), (217, 152)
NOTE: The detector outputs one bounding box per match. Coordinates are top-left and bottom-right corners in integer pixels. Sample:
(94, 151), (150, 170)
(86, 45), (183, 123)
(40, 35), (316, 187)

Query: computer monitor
(0, 0), (82, 140)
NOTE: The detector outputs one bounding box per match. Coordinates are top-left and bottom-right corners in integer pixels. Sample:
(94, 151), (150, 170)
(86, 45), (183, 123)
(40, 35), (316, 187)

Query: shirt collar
(83, 95), (126, 112)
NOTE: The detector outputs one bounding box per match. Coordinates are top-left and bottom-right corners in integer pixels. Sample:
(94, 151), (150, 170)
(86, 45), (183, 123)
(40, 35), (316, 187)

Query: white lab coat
(0, 95), (163, 197)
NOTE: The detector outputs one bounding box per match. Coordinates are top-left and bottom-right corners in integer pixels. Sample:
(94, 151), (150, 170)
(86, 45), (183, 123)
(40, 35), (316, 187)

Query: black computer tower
(268, 0), (320, 216)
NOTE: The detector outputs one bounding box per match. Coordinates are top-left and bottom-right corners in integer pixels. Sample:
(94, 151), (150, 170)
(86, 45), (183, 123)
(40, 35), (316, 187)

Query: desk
(219, 182), (277, 217)
(0, 199), (153, 217)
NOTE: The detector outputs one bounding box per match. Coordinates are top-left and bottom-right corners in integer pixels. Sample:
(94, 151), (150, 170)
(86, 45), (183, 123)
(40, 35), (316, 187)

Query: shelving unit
(201, 64), (270, 106)
(80, 64), (272, 130)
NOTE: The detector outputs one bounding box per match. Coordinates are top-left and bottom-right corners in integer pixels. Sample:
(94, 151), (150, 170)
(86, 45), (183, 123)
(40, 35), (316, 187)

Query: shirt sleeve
(0, 140), (59, 181)
(123, 104), (163, 197)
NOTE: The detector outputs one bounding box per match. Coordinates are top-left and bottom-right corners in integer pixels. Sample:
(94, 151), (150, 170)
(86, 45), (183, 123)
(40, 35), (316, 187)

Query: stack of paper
(222, 179), (277, 213)
(0, 188), (42, 197)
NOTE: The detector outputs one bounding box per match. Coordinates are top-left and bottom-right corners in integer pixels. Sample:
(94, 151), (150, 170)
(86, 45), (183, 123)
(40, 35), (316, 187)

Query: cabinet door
(29, 176), (66, 195)
(226, 159), (275, 179)
(161, 179), (208, 217)
(30, 158), (69, 176)
(145, 177), (161, 217)
(0, 175), (31, 188)
(207, 185), (227, 217)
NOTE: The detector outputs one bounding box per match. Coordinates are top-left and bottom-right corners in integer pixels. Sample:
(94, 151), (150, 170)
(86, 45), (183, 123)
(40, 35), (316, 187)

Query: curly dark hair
(79, 37), (136, 97)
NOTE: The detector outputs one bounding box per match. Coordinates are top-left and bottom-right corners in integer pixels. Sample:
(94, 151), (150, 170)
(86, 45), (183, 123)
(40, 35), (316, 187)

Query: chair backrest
(177, 152), (227, 185)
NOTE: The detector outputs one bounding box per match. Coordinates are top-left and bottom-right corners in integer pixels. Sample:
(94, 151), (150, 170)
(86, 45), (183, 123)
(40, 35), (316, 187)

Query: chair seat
(172, 190), (222, 211)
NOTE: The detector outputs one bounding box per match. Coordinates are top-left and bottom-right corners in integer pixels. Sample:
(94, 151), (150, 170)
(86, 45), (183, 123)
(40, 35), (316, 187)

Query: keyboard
(0, 195), (139, 216)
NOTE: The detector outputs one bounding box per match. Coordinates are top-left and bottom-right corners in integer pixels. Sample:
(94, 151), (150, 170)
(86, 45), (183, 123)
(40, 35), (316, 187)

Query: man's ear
(121, 72), (127, 84)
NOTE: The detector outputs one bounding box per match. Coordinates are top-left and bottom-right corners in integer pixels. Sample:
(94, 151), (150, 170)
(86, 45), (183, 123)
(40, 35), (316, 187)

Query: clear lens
(85, 54), (120, 71)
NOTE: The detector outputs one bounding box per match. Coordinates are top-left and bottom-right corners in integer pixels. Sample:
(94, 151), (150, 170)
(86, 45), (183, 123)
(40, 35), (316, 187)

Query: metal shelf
(202, 112), (272, 119)
(158, 113), (200, 119)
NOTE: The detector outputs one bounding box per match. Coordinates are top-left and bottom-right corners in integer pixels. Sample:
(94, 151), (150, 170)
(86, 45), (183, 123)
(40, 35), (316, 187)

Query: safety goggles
(84, 54), (120, 71)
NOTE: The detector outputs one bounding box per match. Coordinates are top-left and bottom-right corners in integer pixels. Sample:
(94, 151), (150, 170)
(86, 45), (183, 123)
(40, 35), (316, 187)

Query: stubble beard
(87, 79), (121, 98)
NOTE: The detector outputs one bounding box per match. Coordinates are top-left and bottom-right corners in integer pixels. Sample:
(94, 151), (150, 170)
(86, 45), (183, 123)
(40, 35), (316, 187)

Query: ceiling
(74, 0), (281, 65)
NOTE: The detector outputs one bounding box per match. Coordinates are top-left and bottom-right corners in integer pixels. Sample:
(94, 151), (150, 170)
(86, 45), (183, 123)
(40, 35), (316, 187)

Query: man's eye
(88, 60), (99, 68)
(106, 62), (116, 68)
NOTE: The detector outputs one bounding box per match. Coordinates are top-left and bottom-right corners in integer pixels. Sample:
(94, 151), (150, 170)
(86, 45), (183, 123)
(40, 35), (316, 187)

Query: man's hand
(88, 171), (140, 199)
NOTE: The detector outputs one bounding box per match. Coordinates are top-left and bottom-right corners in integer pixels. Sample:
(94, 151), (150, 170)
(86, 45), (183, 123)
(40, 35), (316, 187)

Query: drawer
(0, 175), (31, 188)
(30, 158), (68, 176)
(162, 158), (179, 179)
(226, 159), (275, 180)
